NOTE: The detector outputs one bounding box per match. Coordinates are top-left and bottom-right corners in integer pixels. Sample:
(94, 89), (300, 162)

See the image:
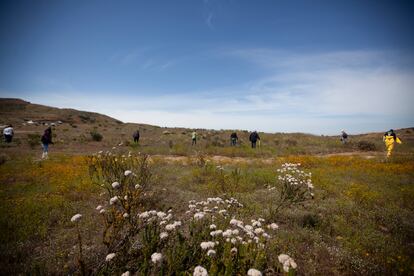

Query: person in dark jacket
(230, 132), (238, 146)
(133, 130), (140, 143)
(41, 127), (53, 159)
(249, 131), (260, 148)
(340, 130), (348, 144)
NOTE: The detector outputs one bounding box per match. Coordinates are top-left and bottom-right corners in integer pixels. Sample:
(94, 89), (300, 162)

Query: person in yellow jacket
(383, 129), (402, 158)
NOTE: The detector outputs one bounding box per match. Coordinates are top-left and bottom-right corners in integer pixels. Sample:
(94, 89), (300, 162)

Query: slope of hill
(1, 98), (413, 157)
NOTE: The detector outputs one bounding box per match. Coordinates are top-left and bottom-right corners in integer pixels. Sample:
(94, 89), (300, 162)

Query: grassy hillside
(1, 98), (413, 158)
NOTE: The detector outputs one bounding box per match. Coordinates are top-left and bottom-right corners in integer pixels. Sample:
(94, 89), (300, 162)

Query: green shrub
(357, 141), (376, 151)
(90, 131), (103, 142)
(27, 133), (41, 149)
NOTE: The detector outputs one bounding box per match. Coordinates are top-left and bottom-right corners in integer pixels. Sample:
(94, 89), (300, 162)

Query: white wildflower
(121, 272), (130, 276)
(245, 225), (253, 231)
(200, 241), (215, 250)
(96, 205), (103, 211)
(99, 209), (105, 214)
(124, 170), (132, 176)
(218, 209), (227, 215)
(160, 232), (169, 240)
(223, 229), (233, 237)
(123, 213), (129, 218)
(194, 212), (205, 220)
(109, 196), (119, 205)
(268, 223), (279, 230)
(230, 218), (243, 226)
(165, 224), (176, 231)
(151, 252), (163, 264)
(230, 247), (238, 254)
(193, 265), (208, 276)
(105, 253), (116, 261)
(157, 211), (166, 218)
(210, 230), (223, 237)
(111, 182), (120, 189)
(207, 249), (216, 257)
(254, 228), (264, 235)
(135, 184), (141, 189)
(247, 268), (262, 276)
(278, 254), (297, 272)
(262, 233), (270, 239)
(139, 211), (149, 219)
(210, 224), (216, 229)
(71, 214), (82, 222)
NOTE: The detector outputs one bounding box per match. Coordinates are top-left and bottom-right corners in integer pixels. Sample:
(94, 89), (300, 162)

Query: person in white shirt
(3, 125), (14, 143)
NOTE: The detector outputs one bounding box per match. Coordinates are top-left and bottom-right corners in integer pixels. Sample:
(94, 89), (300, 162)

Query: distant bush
(78, 114), (90, 122)
(27, 133), (41, 149)
(211, 137), (225, 147)
(285, 139), (298, 146)
(90, 131), (103, 142)
(357, 141), (376, 151)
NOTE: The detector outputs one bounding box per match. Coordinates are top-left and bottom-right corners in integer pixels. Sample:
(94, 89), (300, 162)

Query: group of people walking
(189, 130), (260, 148)
(2, 125), (53, 159)
(2, 124), (403, 159)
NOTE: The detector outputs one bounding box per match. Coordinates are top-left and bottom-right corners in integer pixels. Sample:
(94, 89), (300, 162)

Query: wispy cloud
(109, 48), (175, 71)
(206, 12), (214, 29)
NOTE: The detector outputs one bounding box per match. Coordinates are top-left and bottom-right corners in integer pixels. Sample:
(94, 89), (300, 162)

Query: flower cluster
(276, 163), (313, 190)
(278, 254), (297, 273)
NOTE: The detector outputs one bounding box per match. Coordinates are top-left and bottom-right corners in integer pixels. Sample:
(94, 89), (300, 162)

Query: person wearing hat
(383, 129), (402, 158)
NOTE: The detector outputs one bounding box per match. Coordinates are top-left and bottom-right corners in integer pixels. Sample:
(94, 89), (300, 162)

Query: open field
(1, 98), (414, 275)
(1, 152), (414, 275)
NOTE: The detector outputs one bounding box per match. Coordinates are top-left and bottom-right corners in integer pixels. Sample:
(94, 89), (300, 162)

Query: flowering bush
(267, 163), (314, 217)
(79, 154), (301, 275)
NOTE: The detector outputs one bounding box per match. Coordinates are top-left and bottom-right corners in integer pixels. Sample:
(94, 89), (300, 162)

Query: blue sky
(1, 0), (413, 134)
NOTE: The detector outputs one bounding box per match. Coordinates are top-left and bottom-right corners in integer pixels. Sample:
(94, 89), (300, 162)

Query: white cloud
(3, 49), (413, 134)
